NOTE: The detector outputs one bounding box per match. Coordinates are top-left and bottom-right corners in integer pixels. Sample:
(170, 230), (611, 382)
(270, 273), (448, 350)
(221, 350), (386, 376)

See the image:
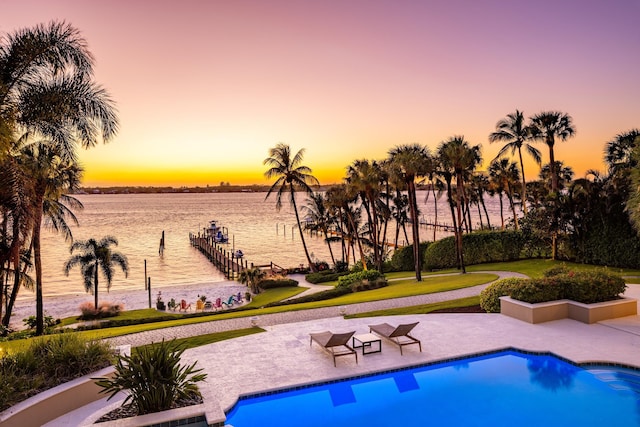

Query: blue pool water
(225, 350), (640, 427)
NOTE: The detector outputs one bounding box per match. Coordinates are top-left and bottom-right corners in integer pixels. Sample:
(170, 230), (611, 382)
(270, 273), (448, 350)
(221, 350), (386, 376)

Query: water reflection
(527, 356), (576, 391)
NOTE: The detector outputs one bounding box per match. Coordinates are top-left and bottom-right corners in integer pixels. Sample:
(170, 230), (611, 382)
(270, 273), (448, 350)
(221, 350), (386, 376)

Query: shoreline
(9, 280), (248, 330)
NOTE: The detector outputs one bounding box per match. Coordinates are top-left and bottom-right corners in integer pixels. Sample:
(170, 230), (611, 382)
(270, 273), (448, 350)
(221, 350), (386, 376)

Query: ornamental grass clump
(94, 339), (207, 416)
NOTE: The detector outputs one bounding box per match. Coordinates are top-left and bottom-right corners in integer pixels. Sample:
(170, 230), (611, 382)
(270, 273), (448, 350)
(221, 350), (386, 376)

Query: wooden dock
(189, 232), (285, 278)
(189, 233), (249, 279)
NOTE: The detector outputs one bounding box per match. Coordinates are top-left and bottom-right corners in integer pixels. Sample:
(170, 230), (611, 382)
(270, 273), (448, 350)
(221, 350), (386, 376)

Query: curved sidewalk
(107, 271), (527, 348)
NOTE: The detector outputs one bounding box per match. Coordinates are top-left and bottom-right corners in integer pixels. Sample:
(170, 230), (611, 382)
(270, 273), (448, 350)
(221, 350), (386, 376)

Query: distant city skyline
(3, 0), (639, 186)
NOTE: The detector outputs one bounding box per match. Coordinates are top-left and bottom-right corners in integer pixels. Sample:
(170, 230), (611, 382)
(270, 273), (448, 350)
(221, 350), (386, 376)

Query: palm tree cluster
(276, 111), (639, 276)
(268, 138), (488, 280)
(0, 21), (118, 334)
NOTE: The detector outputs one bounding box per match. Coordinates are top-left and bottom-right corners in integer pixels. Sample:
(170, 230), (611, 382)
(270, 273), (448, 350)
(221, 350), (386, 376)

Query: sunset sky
(3, 0), (639, 186)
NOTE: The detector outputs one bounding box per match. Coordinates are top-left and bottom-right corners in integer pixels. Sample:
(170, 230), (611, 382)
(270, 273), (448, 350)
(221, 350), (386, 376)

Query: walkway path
(107, 271), (527, 348)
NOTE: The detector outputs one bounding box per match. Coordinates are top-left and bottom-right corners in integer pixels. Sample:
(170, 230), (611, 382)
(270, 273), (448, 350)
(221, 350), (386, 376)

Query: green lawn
(465, 259), (640, 278)
(346, 295), (481, 318)
(133, 327), (265, 353)
(5, 258), (635, 353)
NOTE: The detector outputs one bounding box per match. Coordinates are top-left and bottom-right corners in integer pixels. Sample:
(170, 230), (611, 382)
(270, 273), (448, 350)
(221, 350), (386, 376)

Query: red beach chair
(179, 299), (192, 312)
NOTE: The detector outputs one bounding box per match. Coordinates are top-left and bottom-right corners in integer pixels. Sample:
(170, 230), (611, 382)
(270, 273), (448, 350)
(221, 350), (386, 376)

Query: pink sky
(3, 0), (639, 186)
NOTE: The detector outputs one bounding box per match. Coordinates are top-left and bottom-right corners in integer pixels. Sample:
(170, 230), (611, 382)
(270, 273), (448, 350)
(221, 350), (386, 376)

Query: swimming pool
(225, 349), (639, 427)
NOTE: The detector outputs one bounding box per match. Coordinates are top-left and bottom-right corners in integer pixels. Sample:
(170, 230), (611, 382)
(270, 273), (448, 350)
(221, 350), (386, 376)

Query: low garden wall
(500, 296), (637, 324)
(0, 366), (116, 427)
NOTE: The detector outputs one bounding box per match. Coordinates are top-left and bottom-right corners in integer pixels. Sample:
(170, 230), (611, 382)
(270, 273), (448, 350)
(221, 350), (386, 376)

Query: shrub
(424, 231), (525, 270)
(542, 264), (571, 278)
(305, 271), (349, 284)
(423, 236), (458, 270)
(0, 334), (113, 411)
(561, 270), (626, 304)
(79, 301), (123, 320)
(334, 261), (349, 272)
(390, 242), (431, 272)
(351, 277), (388, 292)
(479, 278), (527, 313)
(337, 270), (383, 288)
(94, 339), (207, 416)
(258, 278), (298, 290)
(509, 278), (564, 304)
(22, 313), (59, 330)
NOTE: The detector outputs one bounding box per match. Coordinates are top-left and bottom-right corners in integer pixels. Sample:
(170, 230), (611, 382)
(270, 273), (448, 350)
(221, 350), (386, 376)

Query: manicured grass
(346, 296), (481, 318)
(245, 287), (307, 307)
(1, 272), (496, 351)
(133, 327), (265, 354)
(13, 258), (633, 351)
(465, 259), (640, 278)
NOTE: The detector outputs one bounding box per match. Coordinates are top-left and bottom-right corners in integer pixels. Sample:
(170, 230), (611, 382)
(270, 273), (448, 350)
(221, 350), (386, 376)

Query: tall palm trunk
(431, 183), (438, 241)
(346, 208), (366, 269)
(2, 219), (24, 327)
(32, 194), (45, 335)
(322, 224), (336, 265)
(94, 261), (99, 309)
(455, 174), (466, 273)
(477, 203), (484, 229)
(498, 193), (505, 229)
(289, 185), (315, 271)
(445, 176), (460, 269)
(548, 141), (559, 260)
(407, 180), (422, 281)
(517, 147), (528, 214)
(480, 195), (491, 229)
(507, 183), (519, 230)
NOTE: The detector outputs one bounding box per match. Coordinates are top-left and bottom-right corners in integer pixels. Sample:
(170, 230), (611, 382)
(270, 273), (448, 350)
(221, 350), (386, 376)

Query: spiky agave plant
(94, 339), (207, 415)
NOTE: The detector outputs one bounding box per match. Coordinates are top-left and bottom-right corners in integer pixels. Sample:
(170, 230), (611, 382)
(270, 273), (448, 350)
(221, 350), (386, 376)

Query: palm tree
(529, 111), (575, 260)
(238, 267), (266, 295)
(489, 110), (541, 214)
(604, 129), (640, 177)
(346, 159), (387, 271)
(264, 143), (319, 272)
(64, 236), (129, 310)
(437, 136), (482, 273)
(529, 111), (575, 193)
(0, 21), (118, 334)
(17, 142), (83, 334)
(303, 192), (336, 265)
(488, 158), (521, 230)
(539, 161), (574, 192)
(387, 144), (431, 281)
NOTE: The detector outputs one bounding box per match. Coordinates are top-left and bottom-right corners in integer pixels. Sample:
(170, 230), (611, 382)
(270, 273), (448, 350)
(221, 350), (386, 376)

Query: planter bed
(500, 296), (637, 324)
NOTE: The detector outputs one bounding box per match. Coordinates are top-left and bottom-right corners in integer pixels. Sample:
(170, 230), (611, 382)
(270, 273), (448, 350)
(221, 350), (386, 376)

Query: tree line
(265, 119), (640, 281)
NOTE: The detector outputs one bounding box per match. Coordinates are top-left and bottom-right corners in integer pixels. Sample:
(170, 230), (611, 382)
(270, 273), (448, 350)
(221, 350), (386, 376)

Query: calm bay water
(36, 191), (512, 298)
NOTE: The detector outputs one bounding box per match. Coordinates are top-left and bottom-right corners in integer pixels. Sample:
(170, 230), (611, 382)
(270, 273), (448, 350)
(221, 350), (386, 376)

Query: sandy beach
(8, 280), (248, 330)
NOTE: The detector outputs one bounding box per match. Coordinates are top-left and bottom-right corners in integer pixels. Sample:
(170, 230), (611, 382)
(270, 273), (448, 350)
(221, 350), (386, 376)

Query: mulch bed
(430, 305), (486, 313)
(95, 394), (203, 423)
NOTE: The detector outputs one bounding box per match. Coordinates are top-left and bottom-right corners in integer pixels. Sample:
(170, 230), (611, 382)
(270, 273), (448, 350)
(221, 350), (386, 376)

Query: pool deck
(183, 311), (640, 422)
(47, 281), (640, 426)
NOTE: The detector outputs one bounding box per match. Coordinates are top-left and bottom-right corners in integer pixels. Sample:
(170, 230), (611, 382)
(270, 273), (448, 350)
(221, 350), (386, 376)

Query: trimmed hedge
(351, 278), (388, 292)
(265, 286), (352, 307)
(509, 278), (563, 304)
(423, 230), (525, 270)
(480, 268), (627, 311)
(337, 270), (383, 287)
(390, 242), (431, 272)
(305, 271), (350, 284)
(479, 278), (527, 313)
(258, 278), (298, 290)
